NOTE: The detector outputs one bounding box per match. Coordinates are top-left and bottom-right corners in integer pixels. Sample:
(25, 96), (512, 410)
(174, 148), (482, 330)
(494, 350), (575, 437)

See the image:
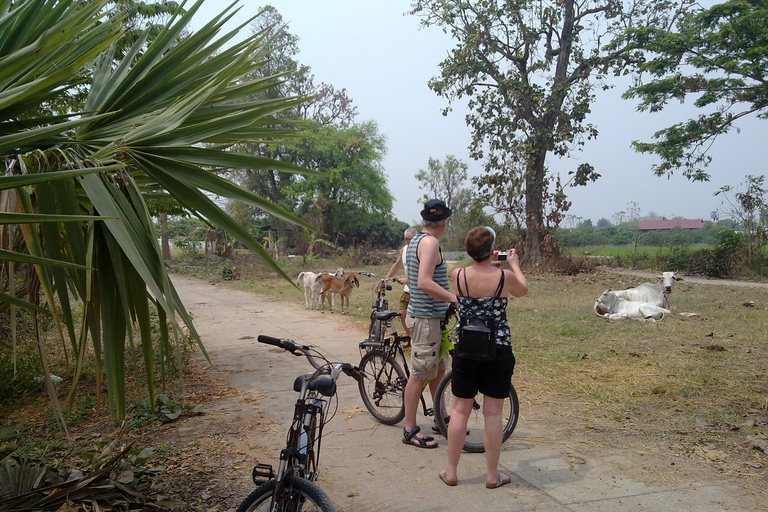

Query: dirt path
(159, 274), (762, 512)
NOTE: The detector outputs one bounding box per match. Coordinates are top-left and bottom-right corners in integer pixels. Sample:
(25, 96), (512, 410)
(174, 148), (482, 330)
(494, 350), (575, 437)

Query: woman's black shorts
(451, 349), (515, 400)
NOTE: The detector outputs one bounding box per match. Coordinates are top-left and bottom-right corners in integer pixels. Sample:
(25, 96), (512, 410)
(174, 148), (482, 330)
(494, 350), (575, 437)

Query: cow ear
(675, 277), (683, 282)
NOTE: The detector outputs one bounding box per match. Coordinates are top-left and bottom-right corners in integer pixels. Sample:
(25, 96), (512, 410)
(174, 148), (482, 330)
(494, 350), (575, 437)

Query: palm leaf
(0, 165), (124, 190)
(0, 292), (49, 314)
(0, 212), (106, 223)
(0, 249), (88, 270)
(1, 0), (320, 423)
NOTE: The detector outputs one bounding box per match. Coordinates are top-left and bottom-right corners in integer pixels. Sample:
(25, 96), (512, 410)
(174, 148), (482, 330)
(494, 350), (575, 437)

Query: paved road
(172, 274), (754, 512)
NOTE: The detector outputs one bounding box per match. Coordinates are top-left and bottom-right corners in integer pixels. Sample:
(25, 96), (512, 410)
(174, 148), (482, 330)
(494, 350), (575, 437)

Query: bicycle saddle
(375, 310), (401, 321)
(293, 375), (337, 397)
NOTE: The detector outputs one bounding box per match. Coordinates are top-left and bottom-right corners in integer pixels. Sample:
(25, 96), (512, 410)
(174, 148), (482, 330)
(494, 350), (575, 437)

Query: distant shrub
(220, 262), (238, 281)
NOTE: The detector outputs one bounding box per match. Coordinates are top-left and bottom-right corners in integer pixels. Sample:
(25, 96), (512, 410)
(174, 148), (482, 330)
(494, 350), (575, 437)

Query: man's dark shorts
(451, 349), (515, 399)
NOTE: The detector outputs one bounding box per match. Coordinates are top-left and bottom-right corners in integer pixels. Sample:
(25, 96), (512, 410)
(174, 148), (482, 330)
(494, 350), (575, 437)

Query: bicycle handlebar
(257, 335), (325, 369)
(257, 335), (363, 381)
(359, 271), (400, 284)
(445, 302), (457, 320)
(258, 334), (306, 352)
(338, 362), (364, 382)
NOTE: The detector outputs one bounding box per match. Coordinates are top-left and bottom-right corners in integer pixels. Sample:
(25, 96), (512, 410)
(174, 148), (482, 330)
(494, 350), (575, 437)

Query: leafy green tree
(414, 155), (468, 208)
(414, 155), (480, 249)
(410, 0), (693, 265)
(1, 0), (319, 422)
(229, 6), (360, 249)
(283, 121), (395, 248)
(664, 226), (696, 247)
(596, 218), (612, 229)
(715, 175), (768, 264)
(623, 0), (768, 180)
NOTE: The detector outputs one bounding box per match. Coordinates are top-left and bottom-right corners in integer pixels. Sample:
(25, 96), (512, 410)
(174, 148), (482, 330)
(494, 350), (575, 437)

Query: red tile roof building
(638, 219), (707, 231)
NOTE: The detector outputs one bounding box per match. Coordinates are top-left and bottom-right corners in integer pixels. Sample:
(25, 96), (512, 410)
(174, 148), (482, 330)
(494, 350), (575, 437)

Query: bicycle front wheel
(433, 372), (519, 453)
(358, 349), (406, 425)
(236, 477), (336, 512)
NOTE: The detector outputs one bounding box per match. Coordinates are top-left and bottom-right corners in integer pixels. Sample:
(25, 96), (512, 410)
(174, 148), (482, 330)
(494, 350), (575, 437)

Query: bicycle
(357, 271), (406, 350)
(356, 272), (418, 425)
(358, 299), (520, 453)
(236, 335), (362, 512)
(432, 372), (519, 453)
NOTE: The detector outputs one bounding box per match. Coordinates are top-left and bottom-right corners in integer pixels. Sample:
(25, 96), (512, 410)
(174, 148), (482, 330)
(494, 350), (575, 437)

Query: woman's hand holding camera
(504, 248), (520, 267)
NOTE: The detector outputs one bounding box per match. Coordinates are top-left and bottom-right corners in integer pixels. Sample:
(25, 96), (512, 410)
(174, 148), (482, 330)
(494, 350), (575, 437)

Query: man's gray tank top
(405, 233), (449, 319)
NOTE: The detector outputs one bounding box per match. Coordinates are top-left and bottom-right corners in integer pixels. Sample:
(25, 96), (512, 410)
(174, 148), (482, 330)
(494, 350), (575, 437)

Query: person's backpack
(454, 268), (504, 361)
(455, 314), (496, 361)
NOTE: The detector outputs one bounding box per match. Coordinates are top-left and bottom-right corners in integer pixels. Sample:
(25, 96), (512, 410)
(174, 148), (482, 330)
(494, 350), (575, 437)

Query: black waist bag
(455, 315), (496, 361)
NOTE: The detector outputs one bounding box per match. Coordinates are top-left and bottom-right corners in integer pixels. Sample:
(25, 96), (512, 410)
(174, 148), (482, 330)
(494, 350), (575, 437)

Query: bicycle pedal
(252, 463), (274, 485)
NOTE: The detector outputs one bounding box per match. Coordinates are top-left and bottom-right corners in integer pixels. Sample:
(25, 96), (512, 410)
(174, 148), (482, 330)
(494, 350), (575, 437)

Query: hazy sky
(189, 0), (767, 226)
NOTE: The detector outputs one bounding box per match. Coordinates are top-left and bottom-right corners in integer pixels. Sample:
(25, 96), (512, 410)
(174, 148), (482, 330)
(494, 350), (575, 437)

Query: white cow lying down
(613, 271), (683, 309)
(594, 289), (671, 321)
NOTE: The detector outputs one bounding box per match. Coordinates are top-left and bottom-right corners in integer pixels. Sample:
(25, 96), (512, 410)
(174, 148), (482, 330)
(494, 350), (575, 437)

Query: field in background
(564, 244), (709, 257)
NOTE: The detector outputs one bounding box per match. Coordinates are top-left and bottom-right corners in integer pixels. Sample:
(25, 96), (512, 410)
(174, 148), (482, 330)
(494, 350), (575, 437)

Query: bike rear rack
(359, 340), (384, 350)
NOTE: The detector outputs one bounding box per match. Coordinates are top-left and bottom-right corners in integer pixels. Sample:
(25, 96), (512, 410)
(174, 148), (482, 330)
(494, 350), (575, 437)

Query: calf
(613, 271), (683, 309)
(321, 272), (359, 314)
(323, 268), (346, 308)
(594, 289), (671, 321)
(297, 271), (324, 310)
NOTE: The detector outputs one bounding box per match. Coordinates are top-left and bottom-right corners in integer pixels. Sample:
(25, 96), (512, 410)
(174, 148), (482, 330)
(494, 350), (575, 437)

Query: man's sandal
(402, 426), (438, 448)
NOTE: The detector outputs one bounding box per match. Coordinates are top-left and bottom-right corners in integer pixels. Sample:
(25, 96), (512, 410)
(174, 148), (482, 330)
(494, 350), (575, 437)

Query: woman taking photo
(439, 226), (528, 488)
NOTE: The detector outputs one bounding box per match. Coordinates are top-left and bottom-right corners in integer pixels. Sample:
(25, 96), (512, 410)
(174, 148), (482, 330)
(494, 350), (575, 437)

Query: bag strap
(457, 268), (468, 297)
(458, 268), (505, 297)
(494, 269), (505, 298)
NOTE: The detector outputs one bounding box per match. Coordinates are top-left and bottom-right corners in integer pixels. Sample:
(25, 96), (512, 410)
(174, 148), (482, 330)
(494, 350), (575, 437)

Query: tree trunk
(160, 213), (171, 262)
(522, 150), (547, 267)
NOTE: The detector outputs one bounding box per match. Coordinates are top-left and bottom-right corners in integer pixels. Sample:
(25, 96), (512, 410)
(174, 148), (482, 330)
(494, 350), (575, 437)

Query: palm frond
(0, 0), (319, 422)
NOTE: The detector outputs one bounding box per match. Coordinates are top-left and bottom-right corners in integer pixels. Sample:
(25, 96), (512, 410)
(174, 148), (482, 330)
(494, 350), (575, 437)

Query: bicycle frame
(359, 272), (400, 345)
(358, 303), (456, 421)
(245, 336), (361, 512)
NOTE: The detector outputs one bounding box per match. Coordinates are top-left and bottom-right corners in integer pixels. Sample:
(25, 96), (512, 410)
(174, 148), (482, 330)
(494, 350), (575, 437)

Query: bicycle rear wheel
(358, 349), (406, 425)
(236, 477), (336, 512)
(433, 372), (519, 453)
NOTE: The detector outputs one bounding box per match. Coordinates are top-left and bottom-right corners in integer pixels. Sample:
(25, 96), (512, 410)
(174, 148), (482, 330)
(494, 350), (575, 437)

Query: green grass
(565, 244), (715, 257)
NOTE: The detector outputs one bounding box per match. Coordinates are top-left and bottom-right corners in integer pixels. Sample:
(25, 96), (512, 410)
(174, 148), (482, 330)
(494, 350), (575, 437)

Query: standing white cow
(613, 271), (683, 309)
(594, 289), (671, 321)
(297, 271), (324, 310)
